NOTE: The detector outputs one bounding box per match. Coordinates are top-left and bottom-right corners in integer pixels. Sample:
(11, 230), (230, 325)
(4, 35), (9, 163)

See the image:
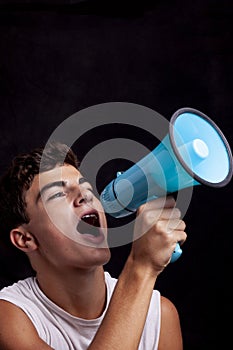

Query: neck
(36, 266), (107, 319)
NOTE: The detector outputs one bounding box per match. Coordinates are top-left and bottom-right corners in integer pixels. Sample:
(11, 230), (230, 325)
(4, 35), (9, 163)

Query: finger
(161, 219), (187, 245)
(170, 227), (187, 246)
(176, 231), (187, 245)
(138, 196), (176, 214)
(159, 207), (182, 220)
(166, 219), (186, 232)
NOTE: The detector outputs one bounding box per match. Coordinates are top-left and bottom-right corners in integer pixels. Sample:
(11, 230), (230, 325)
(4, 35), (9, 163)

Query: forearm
(88, 256), (158, 350)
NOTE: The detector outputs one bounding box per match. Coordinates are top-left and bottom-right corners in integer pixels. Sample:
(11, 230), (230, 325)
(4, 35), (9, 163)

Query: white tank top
(0, 272), (161, 349)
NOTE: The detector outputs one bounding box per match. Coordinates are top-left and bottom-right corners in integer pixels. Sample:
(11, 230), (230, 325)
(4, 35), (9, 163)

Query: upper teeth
(82, 214), (97, 219)
(80, 213), (100, 229)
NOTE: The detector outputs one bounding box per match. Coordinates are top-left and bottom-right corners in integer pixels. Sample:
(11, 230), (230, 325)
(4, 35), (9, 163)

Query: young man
(0, 141), (187, 349)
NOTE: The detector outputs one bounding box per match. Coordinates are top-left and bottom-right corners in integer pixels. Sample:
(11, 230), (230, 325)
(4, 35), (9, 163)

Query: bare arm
(88, 196), (186, 349)
(0, 300), (53, 350)
(88, 255), (158, 349)
(158, 296), (183, 350)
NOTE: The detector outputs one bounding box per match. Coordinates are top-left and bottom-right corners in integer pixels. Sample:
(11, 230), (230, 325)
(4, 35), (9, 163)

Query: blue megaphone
(100, 107), (233, 262)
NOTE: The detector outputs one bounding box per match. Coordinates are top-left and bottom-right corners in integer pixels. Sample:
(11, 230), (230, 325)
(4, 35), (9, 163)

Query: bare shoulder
(0, 300), (53, 350)
(160, 295), (180, 318)
(158, 296), (183, 350)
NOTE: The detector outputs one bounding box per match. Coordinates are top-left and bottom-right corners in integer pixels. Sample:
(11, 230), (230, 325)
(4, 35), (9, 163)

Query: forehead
(27, 165), (82, 198)
(39, 165), (81, 187)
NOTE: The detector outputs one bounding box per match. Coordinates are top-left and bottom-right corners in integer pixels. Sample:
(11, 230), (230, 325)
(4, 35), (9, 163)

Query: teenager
(0, 141), (187, 349)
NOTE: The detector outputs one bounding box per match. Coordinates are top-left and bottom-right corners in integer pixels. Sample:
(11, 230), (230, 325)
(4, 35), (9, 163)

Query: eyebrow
(36, 181), (65, 203)
(36, 177), (89, 203)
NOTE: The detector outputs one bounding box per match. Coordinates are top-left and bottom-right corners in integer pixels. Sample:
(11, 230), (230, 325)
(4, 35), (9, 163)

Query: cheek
(27, 206), (67, 243)
(32, 217), (72, 257)
(37, 203), (77, 238)
(50, 209), (78, 241)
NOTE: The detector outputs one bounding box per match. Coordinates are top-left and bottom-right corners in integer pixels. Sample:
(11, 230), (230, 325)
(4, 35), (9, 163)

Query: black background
(0, 0), (232, 349)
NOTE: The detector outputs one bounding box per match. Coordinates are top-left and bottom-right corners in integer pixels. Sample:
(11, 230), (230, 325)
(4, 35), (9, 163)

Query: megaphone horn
(100, 107), (233, 261)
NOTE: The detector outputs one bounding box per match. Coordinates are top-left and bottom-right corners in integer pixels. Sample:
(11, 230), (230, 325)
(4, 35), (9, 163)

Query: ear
(10, 226), (38, 252)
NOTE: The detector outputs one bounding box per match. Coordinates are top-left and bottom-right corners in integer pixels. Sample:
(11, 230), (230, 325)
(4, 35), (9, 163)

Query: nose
(73, 188), (93, 207)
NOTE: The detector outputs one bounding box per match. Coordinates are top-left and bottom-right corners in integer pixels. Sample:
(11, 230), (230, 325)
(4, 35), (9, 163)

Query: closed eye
(48, 191), (66, 201)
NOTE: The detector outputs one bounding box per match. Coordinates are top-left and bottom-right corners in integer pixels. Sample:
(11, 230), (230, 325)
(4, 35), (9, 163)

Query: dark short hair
(0, 141), (79, 247)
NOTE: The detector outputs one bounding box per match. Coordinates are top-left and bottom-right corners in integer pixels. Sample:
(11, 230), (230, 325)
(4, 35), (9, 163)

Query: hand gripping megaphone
(100, 107), (233, 262)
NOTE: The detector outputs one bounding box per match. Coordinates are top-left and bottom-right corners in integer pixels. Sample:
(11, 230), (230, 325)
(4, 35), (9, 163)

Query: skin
(0, 164), (186, 349)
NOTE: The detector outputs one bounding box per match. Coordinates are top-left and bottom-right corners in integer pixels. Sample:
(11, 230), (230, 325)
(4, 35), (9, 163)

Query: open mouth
(77, 211), (101, 237)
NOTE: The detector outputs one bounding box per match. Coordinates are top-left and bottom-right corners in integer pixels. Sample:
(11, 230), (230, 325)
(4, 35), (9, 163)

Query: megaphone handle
(171, 243), (182, 263)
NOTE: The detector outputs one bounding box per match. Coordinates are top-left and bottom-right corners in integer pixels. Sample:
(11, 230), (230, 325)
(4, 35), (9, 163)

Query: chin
(91, 246), (111, 266)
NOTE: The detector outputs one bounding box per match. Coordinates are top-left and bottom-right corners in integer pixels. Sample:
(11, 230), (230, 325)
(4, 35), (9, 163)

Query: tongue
(77, 220), (100, 237)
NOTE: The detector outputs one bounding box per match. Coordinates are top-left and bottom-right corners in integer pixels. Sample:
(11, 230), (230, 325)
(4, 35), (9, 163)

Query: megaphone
(100, 107), (233, 262)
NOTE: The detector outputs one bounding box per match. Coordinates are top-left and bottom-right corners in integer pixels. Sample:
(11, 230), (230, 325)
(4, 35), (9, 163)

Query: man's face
(22, 164), (111, 270)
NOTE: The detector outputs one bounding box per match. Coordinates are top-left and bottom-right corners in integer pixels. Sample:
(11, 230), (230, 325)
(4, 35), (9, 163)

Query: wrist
(120, 254), (158, 290)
